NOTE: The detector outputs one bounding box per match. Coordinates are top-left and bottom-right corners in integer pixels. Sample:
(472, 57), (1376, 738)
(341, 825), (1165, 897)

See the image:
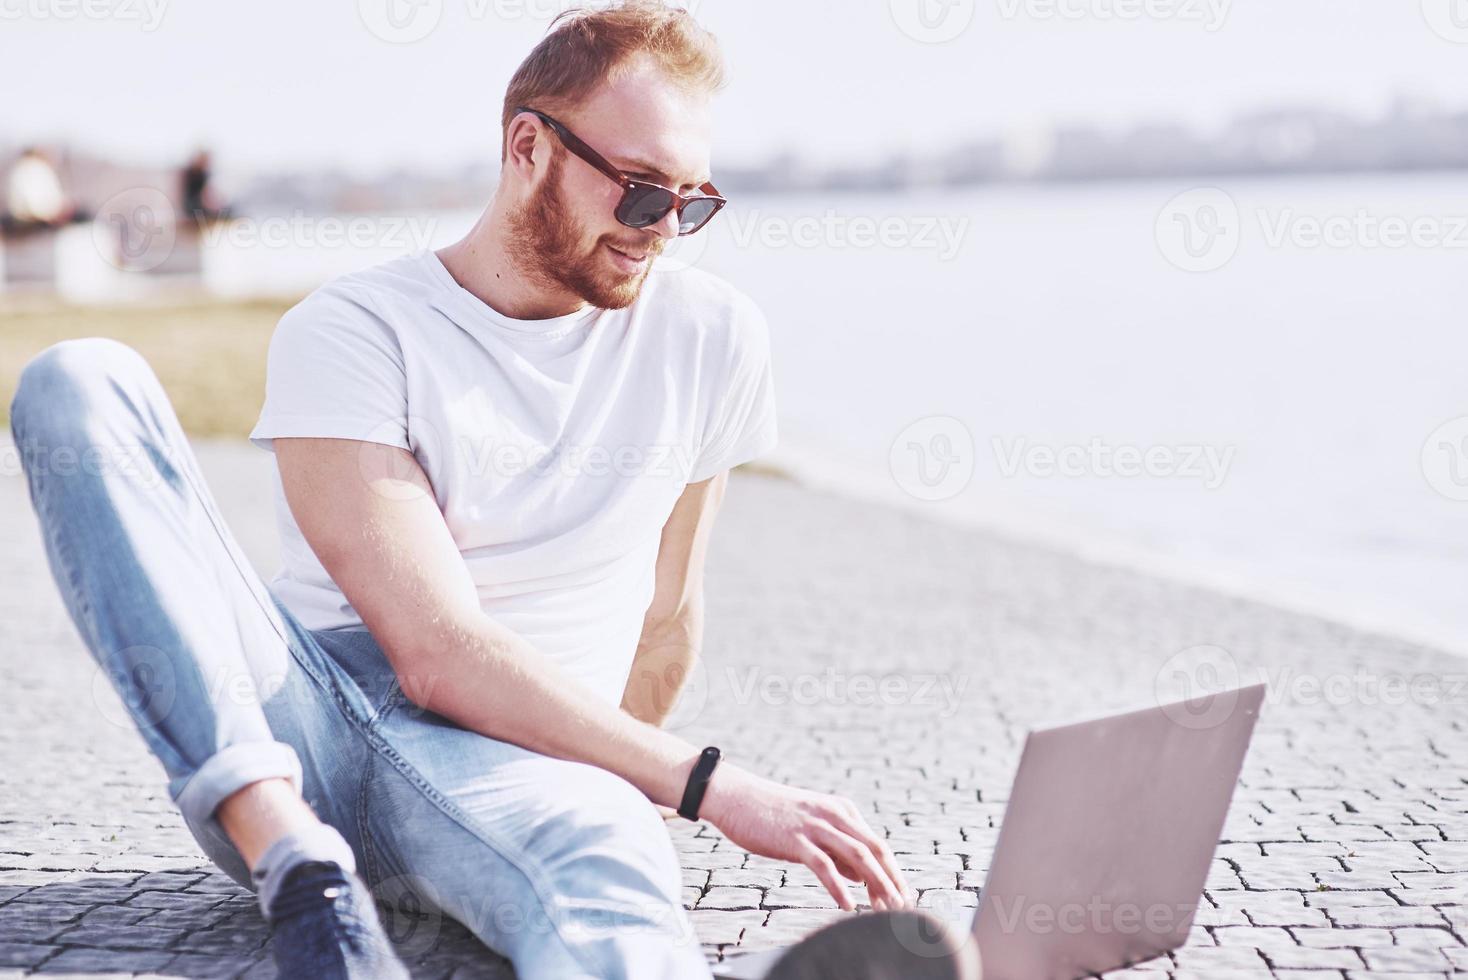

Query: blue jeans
(10, 338), (710, 980)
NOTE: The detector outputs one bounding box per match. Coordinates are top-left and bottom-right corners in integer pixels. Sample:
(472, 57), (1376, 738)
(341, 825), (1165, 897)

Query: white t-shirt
(249, 249), (777, 702)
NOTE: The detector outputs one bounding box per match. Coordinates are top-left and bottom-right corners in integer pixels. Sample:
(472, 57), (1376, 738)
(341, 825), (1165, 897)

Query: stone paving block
(1381, 826), (1445, 843)
(762, 886), (838, 910)
(698, 887), (762, 911)
(169, 926), (270, 957)
(1170, 944), (1272, 975)
(131, 871), (207, 891)
(8, 881), (140, 906)
(894, 852), (965, 872)
(1295, 927), (1398, 949)
(745, 908), (846, 948)
(679, 851), (745, 871)
(1211, 889), (1332, 926)
(1318, 870), (1405, 890)
(1358, 946), (1455, 973)
(54, 919), (190, 950)
(1303, 888), (1399, 908)
(1389, 928), (1459, 950)
(1212, 925), (1296, 949)
(709, 868), (781, 889)
(1328, 906), (1450, 929)
(1241, 866), (1335, 890)
(32, 946), (173, 974)
(1263, 944), (1363, 970)
(1194, 899), (1250, 928)
(689, 908), (764, 946)
(158, 952), (256, 978)
(1393, 870), (1468, 892)
(0, 904), (82, 944)
(916, 888), (976, 912)
(0, 948), (54, 972)
(143, 905), (235, 931)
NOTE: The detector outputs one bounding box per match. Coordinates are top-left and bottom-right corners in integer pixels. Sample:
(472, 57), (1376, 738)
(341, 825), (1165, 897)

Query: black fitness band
(677, 746), (722, 821)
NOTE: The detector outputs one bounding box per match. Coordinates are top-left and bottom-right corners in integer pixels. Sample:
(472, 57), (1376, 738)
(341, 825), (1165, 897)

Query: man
(11, 3), (978, 978)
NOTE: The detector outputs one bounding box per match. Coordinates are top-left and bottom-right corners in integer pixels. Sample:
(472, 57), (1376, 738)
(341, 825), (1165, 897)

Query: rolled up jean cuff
(172, 740), (305, 832)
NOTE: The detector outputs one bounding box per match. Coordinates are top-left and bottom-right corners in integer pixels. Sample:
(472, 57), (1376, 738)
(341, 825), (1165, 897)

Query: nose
(647, 205), (681, 241)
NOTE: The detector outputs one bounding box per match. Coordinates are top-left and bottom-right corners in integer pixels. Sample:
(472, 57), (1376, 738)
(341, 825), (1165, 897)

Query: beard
(505, 152), (664, 311)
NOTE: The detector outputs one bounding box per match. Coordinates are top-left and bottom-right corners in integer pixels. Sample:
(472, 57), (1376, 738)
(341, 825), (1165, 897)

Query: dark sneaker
(266, 860), (410, 979)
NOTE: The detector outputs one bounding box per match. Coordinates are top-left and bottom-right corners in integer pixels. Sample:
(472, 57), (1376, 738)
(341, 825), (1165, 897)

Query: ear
(503, 112), (550, 184)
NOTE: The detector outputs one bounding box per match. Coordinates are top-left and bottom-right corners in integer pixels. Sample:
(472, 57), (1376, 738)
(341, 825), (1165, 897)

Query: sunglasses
(516, 107), (727, 237)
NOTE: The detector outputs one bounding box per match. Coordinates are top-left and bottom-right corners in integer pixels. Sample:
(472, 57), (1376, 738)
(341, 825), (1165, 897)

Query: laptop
(713, 682), (1267, 980)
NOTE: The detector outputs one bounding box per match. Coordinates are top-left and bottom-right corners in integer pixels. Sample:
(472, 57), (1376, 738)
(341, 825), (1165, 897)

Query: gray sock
(251, 823), (358, 921)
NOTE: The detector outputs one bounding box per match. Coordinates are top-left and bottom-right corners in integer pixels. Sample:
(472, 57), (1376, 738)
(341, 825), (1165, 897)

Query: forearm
(621, 603), (703, 727)
(398, 613), (702, 809)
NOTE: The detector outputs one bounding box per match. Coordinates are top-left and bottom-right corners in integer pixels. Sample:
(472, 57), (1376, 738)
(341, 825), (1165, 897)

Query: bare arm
(620, 472), (725, 726)
(274, 438), (912, 910)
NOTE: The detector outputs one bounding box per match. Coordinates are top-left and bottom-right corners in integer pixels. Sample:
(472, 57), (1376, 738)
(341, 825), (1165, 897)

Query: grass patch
(0, 297), (297, 437)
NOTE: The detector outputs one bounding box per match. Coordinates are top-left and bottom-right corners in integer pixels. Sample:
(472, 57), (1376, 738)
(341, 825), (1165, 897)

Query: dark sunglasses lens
(677, 198), (719, 235)
(616, 185), (677, 228)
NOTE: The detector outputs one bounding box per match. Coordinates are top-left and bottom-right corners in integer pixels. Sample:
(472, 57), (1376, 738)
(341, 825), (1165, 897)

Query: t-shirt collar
(420, 248), (598, 340)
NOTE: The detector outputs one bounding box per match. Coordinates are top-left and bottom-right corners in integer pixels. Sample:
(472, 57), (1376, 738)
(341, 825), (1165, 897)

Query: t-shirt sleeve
(687, 297), (779, 484)
(248, 285), (410, 453)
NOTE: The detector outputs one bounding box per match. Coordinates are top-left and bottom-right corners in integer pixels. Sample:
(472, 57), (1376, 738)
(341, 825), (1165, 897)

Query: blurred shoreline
(763, 432), (1468, 664)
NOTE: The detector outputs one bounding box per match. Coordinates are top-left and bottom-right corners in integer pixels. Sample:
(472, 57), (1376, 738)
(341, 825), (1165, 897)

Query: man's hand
(701, 763), (914, 912)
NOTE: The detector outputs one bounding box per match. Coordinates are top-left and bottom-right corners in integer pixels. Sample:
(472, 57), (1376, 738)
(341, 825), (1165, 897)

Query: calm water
(213, 174), (1468, 655)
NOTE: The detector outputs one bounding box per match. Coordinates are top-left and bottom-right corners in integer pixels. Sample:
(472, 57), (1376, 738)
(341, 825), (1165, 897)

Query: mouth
(605, 242), (653, 274)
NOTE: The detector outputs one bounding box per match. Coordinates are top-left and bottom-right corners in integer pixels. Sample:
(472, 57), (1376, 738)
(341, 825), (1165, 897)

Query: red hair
(501, 2), (725, 159)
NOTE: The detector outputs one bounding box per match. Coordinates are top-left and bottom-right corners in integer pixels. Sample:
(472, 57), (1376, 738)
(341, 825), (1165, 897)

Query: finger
(828, 855), (890, 911)
(798, 840), (855, 912)
(811, 821), (904, 912)
(831, 803), (915, 907)
(832, 855), (885, 911)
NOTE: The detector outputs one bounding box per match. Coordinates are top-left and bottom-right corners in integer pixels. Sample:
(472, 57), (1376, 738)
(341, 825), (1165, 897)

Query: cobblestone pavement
(1, 439), (1466, 978)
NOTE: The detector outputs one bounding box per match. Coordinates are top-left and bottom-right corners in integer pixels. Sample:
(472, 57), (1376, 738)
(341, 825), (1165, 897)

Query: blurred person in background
(2, 146), (78, 234)
(181, 148), (229, 223)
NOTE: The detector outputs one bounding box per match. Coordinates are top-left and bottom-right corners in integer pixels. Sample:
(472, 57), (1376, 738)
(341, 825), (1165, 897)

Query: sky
(3, 0), (1467, 179)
